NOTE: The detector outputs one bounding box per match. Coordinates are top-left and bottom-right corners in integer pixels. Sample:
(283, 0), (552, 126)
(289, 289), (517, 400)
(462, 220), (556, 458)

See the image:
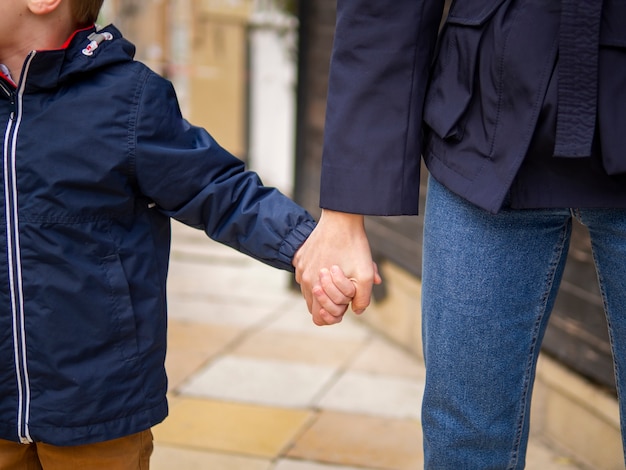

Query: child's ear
(27, 0), (64, 15)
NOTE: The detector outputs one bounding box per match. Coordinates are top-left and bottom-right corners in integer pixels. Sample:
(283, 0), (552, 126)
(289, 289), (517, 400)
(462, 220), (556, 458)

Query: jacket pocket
(423, 0), (508, 141)
(100, 252), (140, 361)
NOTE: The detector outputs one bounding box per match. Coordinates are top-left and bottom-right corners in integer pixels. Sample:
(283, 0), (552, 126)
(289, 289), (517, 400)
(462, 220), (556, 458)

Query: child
(0, 1), (347, 468)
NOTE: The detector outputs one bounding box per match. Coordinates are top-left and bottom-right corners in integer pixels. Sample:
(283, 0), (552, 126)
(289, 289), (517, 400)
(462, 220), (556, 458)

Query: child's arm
(132, 71), (366, 323)
(133, 74), (315, 272)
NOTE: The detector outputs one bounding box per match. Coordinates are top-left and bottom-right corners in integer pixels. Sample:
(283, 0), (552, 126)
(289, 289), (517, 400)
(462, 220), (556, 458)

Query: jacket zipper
(4, 51), (36, 444)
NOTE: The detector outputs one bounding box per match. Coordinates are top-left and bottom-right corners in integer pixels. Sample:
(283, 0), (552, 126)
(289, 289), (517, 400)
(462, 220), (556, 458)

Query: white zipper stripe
(4, 119), (25, 442)
(13, 56), (32, 443)
(5, 52), (36, 443)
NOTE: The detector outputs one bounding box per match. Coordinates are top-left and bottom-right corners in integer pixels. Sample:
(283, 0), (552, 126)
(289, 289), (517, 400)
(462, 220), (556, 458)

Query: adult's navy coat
(0, 26), (315, 446)
(321, 0), (626, 215)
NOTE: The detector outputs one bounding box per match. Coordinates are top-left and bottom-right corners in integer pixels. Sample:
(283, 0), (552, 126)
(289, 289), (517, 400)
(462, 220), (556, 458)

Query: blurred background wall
(100, 0), (297, 194)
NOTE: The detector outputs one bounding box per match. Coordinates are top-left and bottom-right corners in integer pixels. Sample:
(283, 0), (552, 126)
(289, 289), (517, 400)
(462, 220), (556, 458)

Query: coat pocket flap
(446, 0), (508, 26)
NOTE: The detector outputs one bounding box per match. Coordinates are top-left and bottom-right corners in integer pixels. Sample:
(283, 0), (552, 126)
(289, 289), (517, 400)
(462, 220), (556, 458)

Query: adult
(294, 0), (626, 467)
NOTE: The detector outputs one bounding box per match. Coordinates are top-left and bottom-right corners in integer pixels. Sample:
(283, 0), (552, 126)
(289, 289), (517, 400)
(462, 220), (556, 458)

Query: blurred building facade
(100, 0), (297, 193)
(101, 0), (251, 159)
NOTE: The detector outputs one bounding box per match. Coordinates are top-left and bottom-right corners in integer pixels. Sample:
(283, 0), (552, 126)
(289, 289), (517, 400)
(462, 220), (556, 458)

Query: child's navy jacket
(320, 0), (626, 215)
(0, 26), (315, 445)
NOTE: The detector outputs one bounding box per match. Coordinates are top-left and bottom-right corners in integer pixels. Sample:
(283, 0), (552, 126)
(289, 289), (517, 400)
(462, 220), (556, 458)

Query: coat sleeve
(133, 73), (315, 272)
(320, 0), (445, 215)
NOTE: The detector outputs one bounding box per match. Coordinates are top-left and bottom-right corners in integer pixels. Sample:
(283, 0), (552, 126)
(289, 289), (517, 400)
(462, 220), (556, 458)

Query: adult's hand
(293, 209), (381, 325)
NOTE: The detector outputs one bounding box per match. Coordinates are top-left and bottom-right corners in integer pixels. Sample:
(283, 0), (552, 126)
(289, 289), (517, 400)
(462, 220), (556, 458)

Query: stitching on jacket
(127, 66), (150, 182)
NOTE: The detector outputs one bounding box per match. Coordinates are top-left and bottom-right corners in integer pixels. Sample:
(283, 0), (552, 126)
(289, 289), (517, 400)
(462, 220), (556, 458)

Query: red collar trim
(0, 72), (15, 87)
(0, 64), (16, 86)
(32, 25), (95, 53)
(59, 25), (95, 50)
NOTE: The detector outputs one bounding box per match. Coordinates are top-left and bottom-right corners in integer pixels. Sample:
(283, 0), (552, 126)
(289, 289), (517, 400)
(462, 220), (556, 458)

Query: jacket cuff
(278, 219), (316, 272)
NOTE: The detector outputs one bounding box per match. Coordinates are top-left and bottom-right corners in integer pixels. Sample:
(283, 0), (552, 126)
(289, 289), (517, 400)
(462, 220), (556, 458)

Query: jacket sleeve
(320, 0), (445, 215)
(133, 73), (315, 272)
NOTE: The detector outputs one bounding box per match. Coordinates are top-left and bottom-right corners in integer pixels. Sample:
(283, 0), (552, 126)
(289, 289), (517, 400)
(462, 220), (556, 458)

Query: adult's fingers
(351, 277), (374, 315)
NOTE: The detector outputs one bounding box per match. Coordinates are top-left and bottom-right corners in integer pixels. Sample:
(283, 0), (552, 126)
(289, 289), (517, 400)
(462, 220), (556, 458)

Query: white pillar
(248, 3), (298, 195)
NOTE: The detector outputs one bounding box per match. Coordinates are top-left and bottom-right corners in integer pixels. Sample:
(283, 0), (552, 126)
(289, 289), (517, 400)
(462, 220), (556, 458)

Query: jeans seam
(507, 218), (570, 469)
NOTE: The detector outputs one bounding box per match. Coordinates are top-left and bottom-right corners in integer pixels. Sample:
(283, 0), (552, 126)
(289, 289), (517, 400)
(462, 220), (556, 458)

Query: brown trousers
(0, 430), (153, 470)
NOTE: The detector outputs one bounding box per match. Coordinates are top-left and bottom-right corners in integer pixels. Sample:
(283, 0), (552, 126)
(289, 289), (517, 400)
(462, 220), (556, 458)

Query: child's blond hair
(70, 0), (105, 27)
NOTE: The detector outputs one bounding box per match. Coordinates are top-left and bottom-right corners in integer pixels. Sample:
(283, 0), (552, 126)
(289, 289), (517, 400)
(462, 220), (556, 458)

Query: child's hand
(312, 263), (381, 325)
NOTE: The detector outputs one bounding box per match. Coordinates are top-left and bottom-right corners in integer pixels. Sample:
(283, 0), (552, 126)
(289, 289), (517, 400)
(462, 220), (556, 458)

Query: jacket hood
(21, 24), (135, 92)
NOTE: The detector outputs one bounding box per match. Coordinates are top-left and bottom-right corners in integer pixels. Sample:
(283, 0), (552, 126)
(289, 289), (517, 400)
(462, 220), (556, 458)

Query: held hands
(313, 262), (381, 324)
(293, 209), (382, 326)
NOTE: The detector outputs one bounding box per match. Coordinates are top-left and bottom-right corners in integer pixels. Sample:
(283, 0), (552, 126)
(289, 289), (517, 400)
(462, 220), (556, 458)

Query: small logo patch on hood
(82, 32), (114, 57)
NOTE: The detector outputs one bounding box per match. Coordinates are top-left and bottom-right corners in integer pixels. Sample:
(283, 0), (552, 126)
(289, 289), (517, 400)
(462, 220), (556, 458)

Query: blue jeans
(421, 176), (626, 469)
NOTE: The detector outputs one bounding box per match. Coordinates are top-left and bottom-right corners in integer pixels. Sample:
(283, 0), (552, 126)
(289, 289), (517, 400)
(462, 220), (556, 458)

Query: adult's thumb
(351, 280), (373, 315)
